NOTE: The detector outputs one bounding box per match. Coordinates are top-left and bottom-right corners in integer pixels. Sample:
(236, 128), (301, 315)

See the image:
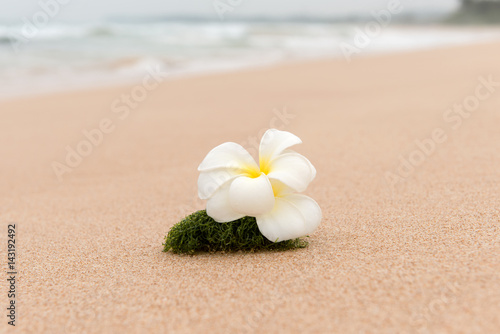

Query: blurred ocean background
(1, 15), (500, 99)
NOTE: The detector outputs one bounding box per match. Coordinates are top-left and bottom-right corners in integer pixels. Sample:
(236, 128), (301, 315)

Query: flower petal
(283, 149), (317, 182)
(206, 180), (246, 223)
(198, 142), (258, 172)
(256, 194), (322, 242)
(283, 194), (322, 230)
(198, 142), (259, 199)
(259, 129), (302, 166)
(269, 178), (294, 197)
(198, 169), (240, 200)
(266, 152), (316, 193)
(228, 174), (275, 217)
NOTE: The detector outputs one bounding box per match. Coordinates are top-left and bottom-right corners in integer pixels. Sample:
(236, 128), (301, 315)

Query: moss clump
(163, 210), (308, 254)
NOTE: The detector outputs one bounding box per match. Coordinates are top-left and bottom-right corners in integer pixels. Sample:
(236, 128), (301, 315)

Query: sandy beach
(1, 42), (500, 333)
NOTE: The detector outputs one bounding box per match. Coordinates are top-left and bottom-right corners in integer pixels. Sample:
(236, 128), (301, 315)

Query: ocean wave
(2, 22), (500, 100)
(1, 21), (253, 44)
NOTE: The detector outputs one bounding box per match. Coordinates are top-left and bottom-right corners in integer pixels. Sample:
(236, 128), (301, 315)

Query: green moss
(163, 210), (308, 254)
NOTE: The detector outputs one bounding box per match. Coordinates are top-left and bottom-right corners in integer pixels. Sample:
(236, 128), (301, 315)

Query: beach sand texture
(1, 42), (499, 333)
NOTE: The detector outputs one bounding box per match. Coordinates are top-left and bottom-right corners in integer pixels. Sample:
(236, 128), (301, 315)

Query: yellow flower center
(259, 157), (272, 175)
(243, 155), (273, 179)
(244, 166), (262, 179)
(242, 157), (284, 197)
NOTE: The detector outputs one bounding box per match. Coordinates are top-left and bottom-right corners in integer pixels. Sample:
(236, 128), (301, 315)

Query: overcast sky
(0, 0), (460, 22)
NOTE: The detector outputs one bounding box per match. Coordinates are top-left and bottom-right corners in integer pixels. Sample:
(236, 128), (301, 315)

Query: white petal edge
(266, 152), (316, 193)
(228, 174), (275, 217)
(206, 179), (246, 223)
(282, 149), (317, 183)
(198, 142), (258, 172)
(256, 194), (322, 242)
(198, 169), (241, 200)
(259, 129), (302, 164)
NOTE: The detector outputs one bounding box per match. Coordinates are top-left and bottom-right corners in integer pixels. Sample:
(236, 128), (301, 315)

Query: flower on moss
(197, 129), (322, 242)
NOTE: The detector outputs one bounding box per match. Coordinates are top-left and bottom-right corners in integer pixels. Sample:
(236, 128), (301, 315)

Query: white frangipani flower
(198, 129), (322, 242)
